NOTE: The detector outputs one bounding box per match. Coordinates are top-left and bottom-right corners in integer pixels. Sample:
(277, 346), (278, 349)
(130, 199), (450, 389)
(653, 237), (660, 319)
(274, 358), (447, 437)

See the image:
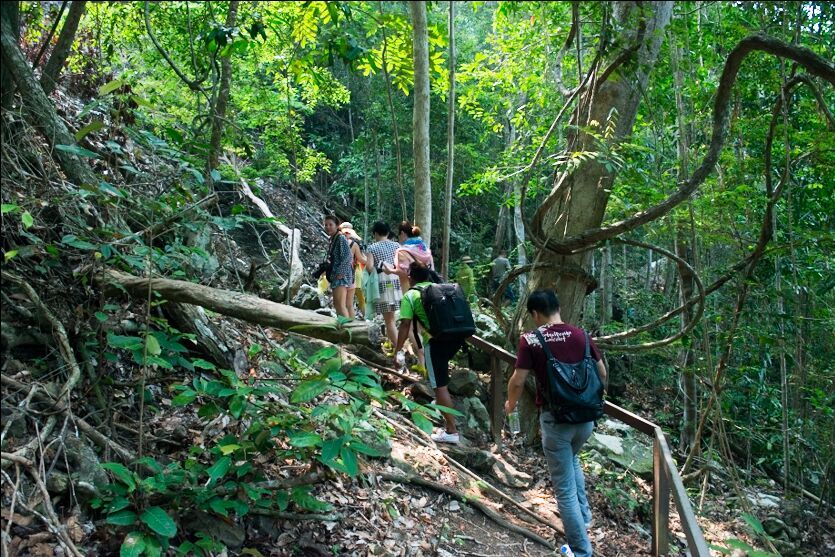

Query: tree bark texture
(163, 302), (237, 370)
(96, 269), (371, 345)
(207, 0), (239, 178)
(0, 14), (98, 187)
(0, 1), (19, 109)
(40, 0), (86, 95)
(440, 0), (455, 279)
(527, 2), (673, 323)
(410, 1), (432, 247)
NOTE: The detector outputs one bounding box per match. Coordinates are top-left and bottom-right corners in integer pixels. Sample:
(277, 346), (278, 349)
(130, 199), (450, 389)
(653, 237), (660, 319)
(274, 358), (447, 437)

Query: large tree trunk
(96, 269), (371, 345)
(207, 0), (239, 181)
(0, 14), (97, 187)
(0, 1), (19, 110)
(410, 1), (432, 247)
(440, 1), (455, 279)
(40, 0), (86, 95)
(527, 2), (673, 323)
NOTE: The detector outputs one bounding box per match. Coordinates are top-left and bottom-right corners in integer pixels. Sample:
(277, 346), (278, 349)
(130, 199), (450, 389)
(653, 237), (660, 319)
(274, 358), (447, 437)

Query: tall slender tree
(410, 1), (432, 246)
(40, 0), (87, 95)
(207, 0), (240, 183)
(440, 1), (456, 279)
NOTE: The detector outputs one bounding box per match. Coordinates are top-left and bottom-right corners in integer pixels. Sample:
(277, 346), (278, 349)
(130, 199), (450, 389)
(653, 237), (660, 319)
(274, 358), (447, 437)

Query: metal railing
(467, 335), (711, 557)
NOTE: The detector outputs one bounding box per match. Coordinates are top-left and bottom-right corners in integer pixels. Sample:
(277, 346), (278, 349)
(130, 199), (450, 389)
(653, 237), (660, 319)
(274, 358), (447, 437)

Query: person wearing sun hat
(339, 222), (366, 318)
(455, 255), (477, 303)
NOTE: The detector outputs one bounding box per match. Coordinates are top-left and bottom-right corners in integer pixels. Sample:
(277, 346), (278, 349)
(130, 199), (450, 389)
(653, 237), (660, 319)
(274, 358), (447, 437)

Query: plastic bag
(317, 275), (329, 294)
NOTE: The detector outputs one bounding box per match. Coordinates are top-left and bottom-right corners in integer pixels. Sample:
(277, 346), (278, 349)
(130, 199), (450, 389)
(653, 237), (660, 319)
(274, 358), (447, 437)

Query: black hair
(372, 221), (390, 237)
(408, 262), (432, 284)
(526, 289), (560, 316)
(324, 215), (340, 225)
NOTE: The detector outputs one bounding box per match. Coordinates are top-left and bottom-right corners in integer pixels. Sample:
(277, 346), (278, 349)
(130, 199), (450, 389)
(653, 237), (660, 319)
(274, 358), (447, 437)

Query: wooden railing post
(490, 355), (504, 450)
(653, 429), (671, 555)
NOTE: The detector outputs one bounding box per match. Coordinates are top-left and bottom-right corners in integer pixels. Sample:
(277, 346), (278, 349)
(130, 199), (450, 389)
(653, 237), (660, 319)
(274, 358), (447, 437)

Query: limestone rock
(588, 432), (653, 479)
(292, 284), (325, 310)
(409, 381), (435, 403)
(64, 435), (108, 487)
(458, 397), (491, 438)
(474, 313), (505, 346)
(447, 369), (480, 397)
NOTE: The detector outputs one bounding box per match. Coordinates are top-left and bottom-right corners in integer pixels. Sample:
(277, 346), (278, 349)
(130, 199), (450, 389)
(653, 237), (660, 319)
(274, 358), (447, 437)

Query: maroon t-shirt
(515, 323), (602, 407)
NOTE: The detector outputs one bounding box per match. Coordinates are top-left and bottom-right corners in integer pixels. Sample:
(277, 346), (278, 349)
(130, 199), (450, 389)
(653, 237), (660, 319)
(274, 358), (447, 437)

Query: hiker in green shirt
(455, 255), (477, 303)
(395, 263), (463, 444)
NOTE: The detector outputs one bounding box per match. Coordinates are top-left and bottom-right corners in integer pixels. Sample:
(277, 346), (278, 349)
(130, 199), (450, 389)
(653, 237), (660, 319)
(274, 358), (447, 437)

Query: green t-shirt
(455, 264), (476, 300)
(400, 281), (432, 342)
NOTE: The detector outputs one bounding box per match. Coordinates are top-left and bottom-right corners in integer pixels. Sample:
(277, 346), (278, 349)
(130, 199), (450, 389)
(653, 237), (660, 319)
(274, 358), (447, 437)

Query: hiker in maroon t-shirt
(505, 289), (607, 557)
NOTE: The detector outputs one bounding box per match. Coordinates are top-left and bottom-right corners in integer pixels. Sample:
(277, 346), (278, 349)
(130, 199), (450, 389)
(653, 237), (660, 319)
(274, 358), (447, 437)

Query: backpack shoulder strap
(533, 328), (557, 364)
(583, 331), (591, 359)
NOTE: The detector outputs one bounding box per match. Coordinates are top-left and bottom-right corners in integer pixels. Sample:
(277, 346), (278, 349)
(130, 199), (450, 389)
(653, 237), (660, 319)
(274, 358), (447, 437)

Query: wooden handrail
(465, 335), (710, 557)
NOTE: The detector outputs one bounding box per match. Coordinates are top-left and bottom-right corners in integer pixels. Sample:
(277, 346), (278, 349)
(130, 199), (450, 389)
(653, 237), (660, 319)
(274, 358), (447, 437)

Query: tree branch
(539, 34), (835, 255)
(143, 1), (208, 92)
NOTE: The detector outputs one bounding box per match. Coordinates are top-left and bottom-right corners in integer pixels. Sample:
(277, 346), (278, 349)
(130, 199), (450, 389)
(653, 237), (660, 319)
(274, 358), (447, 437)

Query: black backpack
(533, 329), (604, 424)
(412, 283), (476, 343)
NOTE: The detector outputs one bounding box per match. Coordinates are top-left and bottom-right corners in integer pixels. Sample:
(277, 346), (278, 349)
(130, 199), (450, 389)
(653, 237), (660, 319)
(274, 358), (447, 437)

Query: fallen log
(95, 269), (371, 345)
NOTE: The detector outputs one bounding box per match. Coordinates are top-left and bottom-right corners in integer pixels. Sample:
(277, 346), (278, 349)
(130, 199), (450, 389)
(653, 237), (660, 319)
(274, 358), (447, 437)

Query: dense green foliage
(2, 1), (833, 554)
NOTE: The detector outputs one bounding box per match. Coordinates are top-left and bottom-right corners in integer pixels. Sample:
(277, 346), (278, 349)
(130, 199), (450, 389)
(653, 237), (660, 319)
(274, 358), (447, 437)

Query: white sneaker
(431, 431), (460, 444)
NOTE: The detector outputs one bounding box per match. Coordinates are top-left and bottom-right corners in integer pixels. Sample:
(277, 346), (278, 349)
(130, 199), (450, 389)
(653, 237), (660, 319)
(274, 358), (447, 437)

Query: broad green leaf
(308, 346), (339, 363)
(320, 437), (344, 463)
(741, 513), (765, 535)
(1, 204), (19, 214)
(209, 497), (229, 517)
(145, 356), (174, 369)
(21, 211), (33, 229)
(206, 456), (232, 484)
(106, 497), (132, 513)
(61, 234), (97, 250)
(94, 311), (109, 322)
(142, 535), (162, 557)
(340, 446), (359, 476)
(411, 412), (434, 433)
(75, 120), (105, 141)
(191, 359), (216, 370)
(4, 250), (18, 262)
(219, 444), (241, 455)
(120, 531), (146, 557)
(291, 379), (329, 403)
(55, 144), (100, 158)
(349, 440), (390, 457)
(145, 334), (161, 356)
(288, 431), (322, 448)
(99, 78), (126, 96)
(171, 390), (197, 406)
(107, 333), (143, 350)
(107, 509), (138, 526)
(139, 506), (177, 538)
(102, 462), (137, 490)
(425, 403), (464, 417)
(98, 181), (123, 197)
